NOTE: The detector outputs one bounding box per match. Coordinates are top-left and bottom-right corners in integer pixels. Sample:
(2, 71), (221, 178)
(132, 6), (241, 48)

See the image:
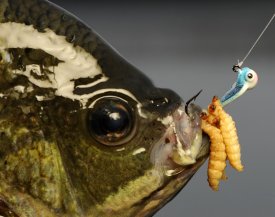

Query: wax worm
(201, 113), (226, 191)
(212, 97), (244, 172)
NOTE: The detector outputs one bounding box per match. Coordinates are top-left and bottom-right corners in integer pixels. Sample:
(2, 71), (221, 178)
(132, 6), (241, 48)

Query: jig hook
(185, 89), (203, 117)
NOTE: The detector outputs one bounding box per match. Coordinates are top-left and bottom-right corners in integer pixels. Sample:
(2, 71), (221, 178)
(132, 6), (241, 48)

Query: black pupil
(88, 101), (131, 140)
(248, 73), (253, 79)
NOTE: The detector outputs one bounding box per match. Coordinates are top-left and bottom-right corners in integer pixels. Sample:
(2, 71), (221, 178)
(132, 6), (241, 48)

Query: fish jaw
(153, 103), (209, 170)
(133, 103), (210, 217)
(134, 155), (208, 217)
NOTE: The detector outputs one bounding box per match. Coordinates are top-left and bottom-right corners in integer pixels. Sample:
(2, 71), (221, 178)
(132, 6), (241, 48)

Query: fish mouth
(171, 103), (209, 168)
(172, 136), (209, 181)
(152, 102), (210, 177)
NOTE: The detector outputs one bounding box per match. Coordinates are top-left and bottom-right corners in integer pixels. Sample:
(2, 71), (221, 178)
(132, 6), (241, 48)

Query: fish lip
(152, 102), (210, 176)
(170, 103), (209, 166)
(175, 135), (209, 178)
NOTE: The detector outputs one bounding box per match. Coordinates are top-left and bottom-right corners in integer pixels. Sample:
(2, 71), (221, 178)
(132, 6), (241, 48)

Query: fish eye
(87, 98), (135, 146)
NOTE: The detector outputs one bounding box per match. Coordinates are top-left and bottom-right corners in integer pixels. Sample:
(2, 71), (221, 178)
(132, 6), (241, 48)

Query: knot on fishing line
(232, 64), (241, 73)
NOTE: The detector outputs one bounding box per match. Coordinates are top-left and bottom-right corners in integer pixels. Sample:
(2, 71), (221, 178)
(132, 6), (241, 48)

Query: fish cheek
(83, 117), (166, 208)
(54, 105), (166, 208)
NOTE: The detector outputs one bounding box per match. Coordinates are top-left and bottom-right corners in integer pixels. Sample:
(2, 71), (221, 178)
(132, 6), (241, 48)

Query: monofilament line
(238, 13), (275, 67)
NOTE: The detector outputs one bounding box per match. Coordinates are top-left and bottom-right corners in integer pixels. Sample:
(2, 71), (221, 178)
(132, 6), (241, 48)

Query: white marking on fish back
(0, 23), (103, 88)
(0, 22), (147, 117)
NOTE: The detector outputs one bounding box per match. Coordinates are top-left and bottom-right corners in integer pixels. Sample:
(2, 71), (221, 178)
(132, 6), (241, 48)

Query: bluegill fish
(0, 0), (209, 216)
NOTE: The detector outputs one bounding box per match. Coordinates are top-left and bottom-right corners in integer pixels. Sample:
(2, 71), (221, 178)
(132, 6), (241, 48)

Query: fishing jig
(221, 67), (258, 106)
(202, 13), (274, 191)
(221, 13), (275, 106)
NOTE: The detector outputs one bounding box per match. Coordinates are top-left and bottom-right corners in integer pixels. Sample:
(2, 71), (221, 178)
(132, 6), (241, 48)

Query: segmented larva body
(201, 119), (226, 191)
(203, 109), (218, 126)
(206, 103), (228, 181)
(212, 97), (244, 172)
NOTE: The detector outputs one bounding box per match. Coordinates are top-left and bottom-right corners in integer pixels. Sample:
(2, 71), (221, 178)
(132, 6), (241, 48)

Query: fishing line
(233, 12), (275, 72)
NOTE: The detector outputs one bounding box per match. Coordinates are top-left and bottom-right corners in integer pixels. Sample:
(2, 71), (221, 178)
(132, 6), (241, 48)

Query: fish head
(0, 0), (209, 216)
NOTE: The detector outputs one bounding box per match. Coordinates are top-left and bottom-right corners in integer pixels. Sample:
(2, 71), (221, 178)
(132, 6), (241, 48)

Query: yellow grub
(206, 112), (220, 127)
(201, 119), (226, 191)
(212, 98), (244, 172)
(201, 96), (244, 190)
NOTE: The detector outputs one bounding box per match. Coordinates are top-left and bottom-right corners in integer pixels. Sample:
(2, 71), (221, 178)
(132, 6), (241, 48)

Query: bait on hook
(201, 13), (274, 190)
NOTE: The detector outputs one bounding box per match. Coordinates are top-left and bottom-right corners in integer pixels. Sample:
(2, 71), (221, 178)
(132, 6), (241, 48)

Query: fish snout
(152, 102), (209, 177)
(170, 103), (209, 166)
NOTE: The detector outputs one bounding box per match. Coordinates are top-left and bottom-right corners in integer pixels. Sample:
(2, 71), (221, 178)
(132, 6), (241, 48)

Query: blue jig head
(221, 66), (258, 106)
